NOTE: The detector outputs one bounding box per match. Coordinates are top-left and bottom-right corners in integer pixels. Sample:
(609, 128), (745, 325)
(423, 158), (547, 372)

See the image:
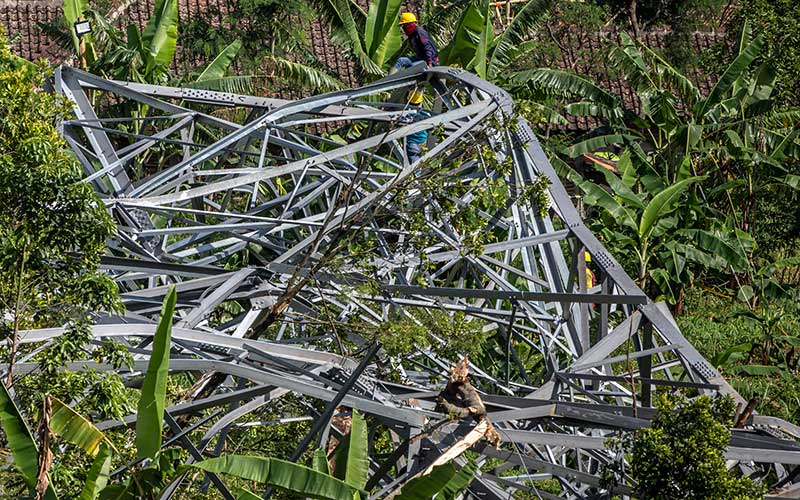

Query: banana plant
(49, 396), (118, 500)
(521, 21), (799, 186)
(0, 381), (58, 499)
(96, 286), (179, 499)
(62, 0), (92, 63)
(556, 149), (752, 305)
(312, 0), (404, 77)
(527, 20), (797, 308)
(192, 410), (476, 499)
(0, 389), (117, 500)
(438, 0), (553, 81)
(91, 0), (178, 84)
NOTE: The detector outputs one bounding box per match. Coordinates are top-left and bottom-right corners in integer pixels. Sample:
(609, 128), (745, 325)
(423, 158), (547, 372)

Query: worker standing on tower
(393, 12), (439, 72)
(402, 89), (432, 165)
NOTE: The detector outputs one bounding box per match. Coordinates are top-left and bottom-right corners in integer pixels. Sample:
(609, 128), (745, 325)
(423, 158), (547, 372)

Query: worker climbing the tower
(392, 12), (439, 72)
(402, 88), (432, 166)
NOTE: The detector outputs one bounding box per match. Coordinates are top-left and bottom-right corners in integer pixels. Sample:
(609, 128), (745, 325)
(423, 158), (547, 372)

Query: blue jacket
(406, 108), (432, 144)
(409, 26), (439, 65)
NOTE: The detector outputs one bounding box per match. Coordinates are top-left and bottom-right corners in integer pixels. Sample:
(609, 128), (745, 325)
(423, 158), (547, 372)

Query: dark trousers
(407, 141), (423, 165)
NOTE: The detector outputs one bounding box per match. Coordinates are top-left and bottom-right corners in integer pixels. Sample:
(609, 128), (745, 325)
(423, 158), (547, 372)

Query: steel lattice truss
(28, 65), (800, 498)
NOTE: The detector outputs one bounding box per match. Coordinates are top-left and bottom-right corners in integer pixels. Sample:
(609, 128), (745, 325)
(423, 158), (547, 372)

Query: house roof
(1, 0), (728, 132)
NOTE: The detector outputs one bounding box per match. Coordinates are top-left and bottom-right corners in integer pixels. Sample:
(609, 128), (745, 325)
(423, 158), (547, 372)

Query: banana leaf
(334, 410), (369, 490)
(394, 462), (475, 500)
(439, 3), (484, 68)
(695, 34), (764, 117)
(312, 448), (331, 475)
(63, 0), (89, 53)
(192, 455), (361, 500)
(79, 443), (112, 500)
(50, 396), (113, 457)
(364, 0), (402, 66)
(194, 39), (242, 84)
(141, 0), (179, 68)
(136, 286), (177, 460)
(0, 381), (57, 499)
(639, 176), (705, 242)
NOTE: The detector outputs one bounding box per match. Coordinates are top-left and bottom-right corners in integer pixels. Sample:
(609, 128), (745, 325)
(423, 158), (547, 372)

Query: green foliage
(82, 0), (178, 84)
(678, 288), (800, 423)
(0, 27), (120, 351)
(364, 310), (489, 361)
(395, 461), (476, 500)
(49, 396), (114, 457)
(731, 0), (800, 107)
(192, 455), (363, 500)
(540, 22), (799, 305)
(141, 0), (179, 69)
(308, 0), (399, 77)
(100, 447), (186, 500)
(62, 0), (89, 54)
(333, 410), (369, 490)
(79, 443), (112, 500)
(605, 394), (763, 499)
(0, 380), (58, 499)
(0, 32), (127, 469)
(312, 448), (331, 475)
(136, 286), (177, 460)
(438, 0), (554, 81)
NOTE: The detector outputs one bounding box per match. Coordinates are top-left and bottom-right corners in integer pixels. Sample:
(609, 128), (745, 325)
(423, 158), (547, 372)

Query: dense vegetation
(0, 0), (798, 498)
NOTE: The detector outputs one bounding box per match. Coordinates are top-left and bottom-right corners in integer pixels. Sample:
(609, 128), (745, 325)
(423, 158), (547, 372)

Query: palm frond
(695, 34), (764, 118)
(512, 69), (622, 117)
(760, 109), (800, 130)
(490, 0), (554, 72)
(267, 56), (345, 92)
(308, 0), (367, 53)
(37, 19), (77, 56)
(609, 31), (655, 93)
(637, 44), (700, 105)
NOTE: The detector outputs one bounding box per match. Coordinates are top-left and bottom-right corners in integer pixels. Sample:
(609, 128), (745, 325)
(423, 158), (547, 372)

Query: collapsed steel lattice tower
(34, 65), (800, 498)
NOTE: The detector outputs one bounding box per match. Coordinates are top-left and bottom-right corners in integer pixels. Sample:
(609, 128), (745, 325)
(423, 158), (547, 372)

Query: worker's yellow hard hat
(399, 12), (417, 25)
(408, 89), (423, 105)
(585, 252), (592, 263)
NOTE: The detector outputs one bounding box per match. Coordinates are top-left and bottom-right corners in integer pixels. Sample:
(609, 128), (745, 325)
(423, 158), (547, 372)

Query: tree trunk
(35, 396), (53, 500)
(629, 0), (641, 39)
(675, 286), (685, 316)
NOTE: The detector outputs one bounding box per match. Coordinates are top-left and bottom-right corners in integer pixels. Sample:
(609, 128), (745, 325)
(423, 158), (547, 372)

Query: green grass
(678, 286), (800, 424)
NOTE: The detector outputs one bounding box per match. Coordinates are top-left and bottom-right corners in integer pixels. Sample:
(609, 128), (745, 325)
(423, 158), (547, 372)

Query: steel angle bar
(56, 68), (131, 195)
(569, 343), (683, 373)
(556, 372), (720, 390)
(17, 324), (354, 368)
(38, 358), (434, 424)
(125, 100), (490, 211)
(163, 412), (236, 500)
(381, 284), (647, 305)
(272, 105), (498, 265)
(177, 268), (256, 328)
(643, 302), (745, 403)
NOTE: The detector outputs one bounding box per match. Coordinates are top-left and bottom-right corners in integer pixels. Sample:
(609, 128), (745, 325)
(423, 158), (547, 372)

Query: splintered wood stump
(436, 356), (501, 448)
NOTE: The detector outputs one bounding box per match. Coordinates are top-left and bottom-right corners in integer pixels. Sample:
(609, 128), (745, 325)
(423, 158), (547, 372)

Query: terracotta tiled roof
(1, 2), (64, 61)
(524, 26), (727, 131)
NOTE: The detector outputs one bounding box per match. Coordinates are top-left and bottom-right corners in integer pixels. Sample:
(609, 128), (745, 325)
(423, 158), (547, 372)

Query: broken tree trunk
(435, 356), (501, 448)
